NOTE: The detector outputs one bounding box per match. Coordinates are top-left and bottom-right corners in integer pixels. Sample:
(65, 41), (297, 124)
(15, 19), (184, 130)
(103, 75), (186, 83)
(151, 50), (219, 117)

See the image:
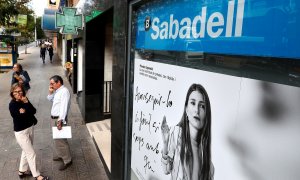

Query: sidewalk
(0, 46), (109, 180)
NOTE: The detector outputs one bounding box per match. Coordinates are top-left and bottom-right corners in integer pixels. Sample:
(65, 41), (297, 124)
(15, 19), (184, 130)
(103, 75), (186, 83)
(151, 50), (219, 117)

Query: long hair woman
(161, 83), (214, 180)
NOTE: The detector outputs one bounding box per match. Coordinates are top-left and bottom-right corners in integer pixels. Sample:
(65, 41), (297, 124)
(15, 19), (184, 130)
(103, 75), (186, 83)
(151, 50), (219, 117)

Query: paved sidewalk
(0, 46), (109, 180)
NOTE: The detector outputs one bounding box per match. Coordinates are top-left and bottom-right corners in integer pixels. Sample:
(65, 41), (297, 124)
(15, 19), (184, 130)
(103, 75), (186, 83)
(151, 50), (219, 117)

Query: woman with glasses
(9, 83), (49, 180)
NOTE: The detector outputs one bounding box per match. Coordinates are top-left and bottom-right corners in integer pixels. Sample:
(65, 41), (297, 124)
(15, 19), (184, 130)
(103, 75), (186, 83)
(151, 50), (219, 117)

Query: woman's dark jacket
(9, 100), (37, 132)
(40, 47), (46, 55)
(11, 70), (31, 91)
(48, 47), (54, 56)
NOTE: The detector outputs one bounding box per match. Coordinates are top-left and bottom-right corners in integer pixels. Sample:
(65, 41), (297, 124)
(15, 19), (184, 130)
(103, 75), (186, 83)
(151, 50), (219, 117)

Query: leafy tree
(0, 0), (18, 26)
(18, 14), (35, 53)
(0, 0), (35, 53)
(0, 0), (32, 27)
(36, 17), (45, 40)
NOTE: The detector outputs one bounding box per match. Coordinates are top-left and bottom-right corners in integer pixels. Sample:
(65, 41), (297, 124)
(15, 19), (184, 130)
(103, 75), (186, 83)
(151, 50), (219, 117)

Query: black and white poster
(130, 57), (241, 180)
(131, 57), (300, 180)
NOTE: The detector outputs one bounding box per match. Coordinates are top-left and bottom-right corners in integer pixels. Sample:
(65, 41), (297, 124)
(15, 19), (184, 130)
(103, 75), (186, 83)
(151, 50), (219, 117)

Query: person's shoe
(53, 156), (62, 161)
(35, 175), (49, 180)
(19, 170), (32, 178)
(58, 161), (72, 171)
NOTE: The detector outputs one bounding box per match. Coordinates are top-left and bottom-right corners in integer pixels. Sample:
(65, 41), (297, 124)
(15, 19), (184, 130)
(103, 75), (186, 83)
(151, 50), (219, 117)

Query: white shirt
(47, 85), (70, 124)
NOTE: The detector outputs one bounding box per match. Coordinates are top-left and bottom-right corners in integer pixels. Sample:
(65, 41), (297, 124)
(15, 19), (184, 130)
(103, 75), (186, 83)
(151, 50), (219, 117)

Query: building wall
(56, 35), (62, 60)
(77, 39), (83, 91)
(67, 0), (80, 7)
(78, 1), (128, 180)
(111, 1), (129, 180)
(70, 0), (131, 179)
(104, 22), (113, 82)
(62, 38), (66, 66)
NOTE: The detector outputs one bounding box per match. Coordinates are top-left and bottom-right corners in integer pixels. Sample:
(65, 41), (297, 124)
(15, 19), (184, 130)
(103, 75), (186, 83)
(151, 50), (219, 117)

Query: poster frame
(0, 35), (17, 70)
(125, 0), (142, 179)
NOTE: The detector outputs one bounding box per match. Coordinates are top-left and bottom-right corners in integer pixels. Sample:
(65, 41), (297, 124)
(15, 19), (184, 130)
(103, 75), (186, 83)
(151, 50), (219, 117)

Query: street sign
(85, 10), (102, 23)
(17, 15), (27, 27)
(55, 7), (83, 35)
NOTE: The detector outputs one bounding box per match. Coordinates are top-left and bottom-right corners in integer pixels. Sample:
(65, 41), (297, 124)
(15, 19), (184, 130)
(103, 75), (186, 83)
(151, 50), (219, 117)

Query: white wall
(77, 39), (83, 92)
(62, 38), (66, 66)
(104, 23), (113, 82)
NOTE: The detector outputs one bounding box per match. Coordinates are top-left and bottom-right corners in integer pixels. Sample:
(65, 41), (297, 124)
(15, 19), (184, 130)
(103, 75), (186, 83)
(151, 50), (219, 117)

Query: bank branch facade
(123, 0), (300, 180)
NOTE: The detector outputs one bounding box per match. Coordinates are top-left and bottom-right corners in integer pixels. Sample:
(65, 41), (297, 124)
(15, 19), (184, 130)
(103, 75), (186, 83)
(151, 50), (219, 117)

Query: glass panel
(128, 0), (300, 179)
(130, 0), (300, 87)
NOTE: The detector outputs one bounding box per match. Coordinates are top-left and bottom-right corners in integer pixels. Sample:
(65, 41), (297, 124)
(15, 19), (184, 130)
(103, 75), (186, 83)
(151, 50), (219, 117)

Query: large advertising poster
(17, 14), (27, 27)
(230, 79), (300, 180)
(131, 57), (242, 180)
(0, 54), (13, 67)
(131, 58), (300, 180)
(0, 41), (12, 53)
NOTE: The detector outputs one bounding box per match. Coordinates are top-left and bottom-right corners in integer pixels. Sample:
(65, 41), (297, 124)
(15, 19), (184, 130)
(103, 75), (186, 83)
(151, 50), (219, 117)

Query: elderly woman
(9, 83), (49, 180)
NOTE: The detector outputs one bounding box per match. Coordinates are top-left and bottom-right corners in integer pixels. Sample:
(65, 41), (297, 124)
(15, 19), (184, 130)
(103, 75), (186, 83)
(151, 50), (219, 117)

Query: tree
(0, 0), (35, 54)
(18, 14), (35, 53)
(36, 17), (45, 40)
(0, 0), (18, 26)
(0, 0), (32, 27)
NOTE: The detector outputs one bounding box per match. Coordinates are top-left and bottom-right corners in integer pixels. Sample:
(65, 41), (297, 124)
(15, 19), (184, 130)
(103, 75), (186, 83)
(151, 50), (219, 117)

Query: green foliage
(0, 0), (34, 26)
(1, 36), (14, 45)
(0, 0), (19, 26)
(0, 0), (35, 45)
(36, 17), (45, 39)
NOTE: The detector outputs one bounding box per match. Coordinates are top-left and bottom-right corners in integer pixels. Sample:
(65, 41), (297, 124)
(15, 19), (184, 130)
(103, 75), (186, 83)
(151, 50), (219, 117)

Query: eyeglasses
(13, 90), (23, 94)
(50, 82), (56, 85)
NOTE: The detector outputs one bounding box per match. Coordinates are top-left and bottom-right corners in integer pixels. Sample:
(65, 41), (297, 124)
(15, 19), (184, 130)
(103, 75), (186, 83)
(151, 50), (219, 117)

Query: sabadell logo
(144, 0), (245, 40)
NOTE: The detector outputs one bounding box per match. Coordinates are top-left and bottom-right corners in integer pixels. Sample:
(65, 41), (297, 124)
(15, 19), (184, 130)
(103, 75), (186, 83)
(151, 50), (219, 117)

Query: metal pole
(34, 15), (37, 46)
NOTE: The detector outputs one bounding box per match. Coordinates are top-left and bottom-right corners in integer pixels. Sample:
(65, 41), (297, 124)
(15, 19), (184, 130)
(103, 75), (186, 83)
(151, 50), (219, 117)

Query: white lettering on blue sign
(151, 0), (245, 40)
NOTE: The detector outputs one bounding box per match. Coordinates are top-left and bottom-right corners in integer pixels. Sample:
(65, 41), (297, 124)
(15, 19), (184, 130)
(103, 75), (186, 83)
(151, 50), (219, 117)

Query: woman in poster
(161, 83), (214, 180)
(228, 80), (300, 180)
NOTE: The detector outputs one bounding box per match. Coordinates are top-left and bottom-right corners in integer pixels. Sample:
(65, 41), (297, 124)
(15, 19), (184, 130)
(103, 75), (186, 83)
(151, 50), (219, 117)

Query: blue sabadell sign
(135, 0), (300, 59)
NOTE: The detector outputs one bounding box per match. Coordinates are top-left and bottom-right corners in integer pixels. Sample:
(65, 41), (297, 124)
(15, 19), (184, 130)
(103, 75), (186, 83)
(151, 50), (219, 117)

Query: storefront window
(128, 0), (300, 180)
(130, 0), (300, 87)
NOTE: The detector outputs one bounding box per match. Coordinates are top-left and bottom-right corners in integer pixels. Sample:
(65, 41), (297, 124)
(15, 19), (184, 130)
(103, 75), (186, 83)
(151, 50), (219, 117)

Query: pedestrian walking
(11, 63), (31, 93)
(40, 44), (46, 64)
(47, 75), (72, 171)
(9, 83), (49, 180)
(48, 45), (54, 63)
